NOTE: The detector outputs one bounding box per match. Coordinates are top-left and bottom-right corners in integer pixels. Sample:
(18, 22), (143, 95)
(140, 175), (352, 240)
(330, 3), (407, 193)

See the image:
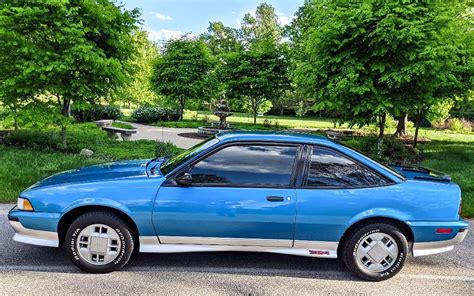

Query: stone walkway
(124, 121), (202, 149)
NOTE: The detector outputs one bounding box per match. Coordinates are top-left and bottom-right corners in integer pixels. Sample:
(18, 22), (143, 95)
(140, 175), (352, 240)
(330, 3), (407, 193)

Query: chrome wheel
(76, 224), (121, 265)
(355, 232), (399, 273)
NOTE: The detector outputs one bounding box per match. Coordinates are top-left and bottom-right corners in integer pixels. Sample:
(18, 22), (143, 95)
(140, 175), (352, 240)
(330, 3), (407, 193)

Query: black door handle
(266, 196), (284, 202)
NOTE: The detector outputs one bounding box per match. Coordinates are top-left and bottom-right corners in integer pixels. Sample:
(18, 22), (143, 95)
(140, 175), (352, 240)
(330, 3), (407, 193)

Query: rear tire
(341, 223), (408, 281)
(65, 211), (134, 273)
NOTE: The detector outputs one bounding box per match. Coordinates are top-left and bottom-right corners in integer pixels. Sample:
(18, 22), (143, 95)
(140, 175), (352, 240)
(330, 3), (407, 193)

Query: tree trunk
(394, 113), (407, 137)
(378, 113), (386, 139)
(179, 97), (185, 121)
(13, 110), (19, 130)
(60, 98), (71, 148)
(413, 113), (422, 149)
(377, 113), (386, 158)
(251, 98), (258, 125)
(280, 106), (284, 116)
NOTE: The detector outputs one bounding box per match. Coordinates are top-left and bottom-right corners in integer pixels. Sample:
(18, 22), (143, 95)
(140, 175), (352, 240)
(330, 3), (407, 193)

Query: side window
(190, 145), (298, 186)
(306, 147), (389, 188)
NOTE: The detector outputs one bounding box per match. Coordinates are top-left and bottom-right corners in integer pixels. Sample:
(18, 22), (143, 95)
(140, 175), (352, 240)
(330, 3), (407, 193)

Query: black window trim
(300, 144), (395, 190)
(163, 141), (304, 189)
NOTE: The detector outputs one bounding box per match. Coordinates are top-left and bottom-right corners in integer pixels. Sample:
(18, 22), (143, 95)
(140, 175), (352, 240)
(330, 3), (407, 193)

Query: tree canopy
(291, 1), (473, 144)
(0, 0), (140, 146)
(152, 37), (215, 120)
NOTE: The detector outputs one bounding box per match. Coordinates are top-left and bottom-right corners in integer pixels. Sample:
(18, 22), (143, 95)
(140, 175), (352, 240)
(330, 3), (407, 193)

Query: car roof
(215, 130), (334, 145)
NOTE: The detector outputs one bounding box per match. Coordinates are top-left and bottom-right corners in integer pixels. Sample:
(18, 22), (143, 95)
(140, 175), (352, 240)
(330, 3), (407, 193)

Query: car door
(294, 145), (395, 253)
(153, 142), (301, 247)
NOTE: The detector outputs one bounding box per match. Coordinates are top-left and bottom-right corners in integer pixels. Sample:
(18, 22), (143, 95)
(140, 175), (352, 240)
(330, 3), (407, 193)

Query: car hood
(27, 159), (162, 190)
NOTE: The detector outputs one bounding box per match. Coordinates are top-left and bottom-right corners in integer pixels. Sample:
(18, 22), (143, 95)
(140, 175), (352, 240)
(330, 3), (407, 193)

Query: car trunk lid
(389, 164), (451, 183)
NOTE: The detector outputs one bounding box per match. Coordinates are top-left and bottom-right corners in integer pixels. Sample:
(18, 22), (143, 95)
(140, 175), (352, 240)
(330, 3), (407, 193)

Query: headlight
(17, 197), (34, 211)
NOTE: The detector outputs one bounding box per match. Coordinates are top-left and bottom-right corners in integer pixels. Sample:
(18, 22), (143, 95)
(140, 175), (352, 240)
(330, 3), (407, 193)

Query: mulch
(178, 132), (211, 140)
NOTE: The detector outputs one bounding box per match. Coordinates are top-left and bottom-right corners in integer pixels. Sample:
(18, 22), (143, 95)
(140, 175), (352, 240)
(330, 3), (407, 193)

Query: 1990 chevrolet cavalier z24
(9, 131), (468, 281)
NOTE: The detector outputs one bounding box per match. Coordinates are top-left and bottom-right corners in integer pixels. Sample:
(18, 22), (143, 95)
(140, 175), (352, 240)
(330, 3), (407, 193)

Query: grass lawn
(0, 146), (108, 203)
(0, 123), (182, 202)
(170, 110), (344, 129)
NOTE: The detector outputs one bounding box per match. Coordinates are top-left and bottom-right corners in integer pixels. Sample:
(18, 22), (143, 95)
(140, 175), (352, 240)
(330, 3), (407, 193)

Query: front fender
(61, 198), (133, 218)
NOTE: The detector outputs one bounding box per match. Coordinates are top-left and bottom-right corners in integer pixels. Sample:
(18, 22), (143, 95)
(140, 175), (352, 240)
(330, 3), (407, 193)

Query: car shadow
(125, 251), (358, 281)
(1, 243), (361, 281)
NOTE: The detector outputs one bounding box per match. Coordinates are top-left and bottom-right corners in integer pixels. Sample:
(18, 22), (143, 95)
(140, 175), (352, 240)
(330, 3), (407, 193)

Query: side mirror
(175, 172), (192, 186)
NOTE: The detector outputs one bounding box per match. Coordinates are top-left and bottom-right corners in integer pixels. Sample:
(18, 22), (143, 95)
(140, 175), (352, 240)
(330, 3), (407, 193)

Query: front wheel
(65, 211), (135, 273)
(341, 223), (408, 281)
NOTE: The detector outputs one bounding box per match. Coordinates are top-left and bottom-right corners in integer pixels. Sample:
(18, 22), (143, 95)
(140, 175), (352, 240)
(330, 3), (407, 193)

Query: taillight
(459, 198), (462, 216)
(436, 228), (453, 234)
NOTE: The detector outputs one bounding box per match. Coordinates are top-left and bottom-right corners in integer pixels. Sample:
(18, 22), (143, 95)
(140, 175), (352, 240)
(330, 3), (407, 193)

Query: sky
(120, 0), (304, 42)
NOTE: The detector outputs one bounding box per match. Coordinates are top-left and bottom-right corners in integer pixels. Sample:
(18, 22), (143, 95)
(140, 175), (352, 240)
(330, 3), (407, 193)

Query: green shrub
(131, 106), (181, 124)
(155, 141), (181, 158)
(263, 118), (272, 128)
(3, 123), (177, 160)
(342, 136), (420, 164)
(6, 129), (63, 151)
(72, 105), (122, 122)
(448, 118), (464, 131)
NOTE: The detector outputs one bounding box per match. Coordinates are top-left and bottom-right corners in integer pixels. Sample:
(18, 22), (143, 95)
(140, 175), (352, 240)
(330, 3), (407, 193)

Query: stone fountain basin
(197, 126), (233, 136)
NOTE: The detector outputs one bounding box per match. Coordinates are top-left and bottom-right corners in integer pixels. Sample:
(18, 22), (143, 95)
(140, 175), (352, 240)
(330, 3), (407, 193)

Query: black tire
(65, 211), (135, 273)
(341, 223), (408, 281)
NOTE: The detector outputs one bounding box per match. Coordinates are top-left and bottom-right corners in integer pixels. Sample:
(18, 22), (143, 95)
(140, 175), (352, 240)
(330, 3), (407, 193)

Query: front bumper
(8, 206), (59, 247)
(9, 220), (59, 247)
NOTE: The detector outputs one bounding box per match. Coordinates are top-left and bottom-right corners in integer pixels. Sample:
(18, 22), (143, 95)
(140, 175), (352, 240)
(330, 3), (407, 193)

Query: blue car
(8, 131), (468, 281)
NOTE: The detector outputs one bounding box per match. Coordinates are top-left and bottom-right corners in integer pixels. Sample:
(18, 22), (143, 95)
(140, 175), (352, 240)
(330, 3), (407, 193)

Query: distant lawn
(179, 110), (343, 129)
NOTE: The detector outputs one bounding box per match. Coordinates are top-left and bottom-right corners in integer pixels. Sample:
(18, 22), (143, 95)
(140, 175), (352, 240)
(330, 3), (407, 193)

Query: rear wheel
(65, 211), (134, 273)
(341, 223), (408, 281)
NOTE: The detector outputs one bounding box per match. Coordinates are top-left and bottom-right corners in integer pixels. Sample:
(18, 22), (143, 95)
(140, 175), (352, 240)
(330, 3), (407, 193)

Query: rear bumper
(412, 229), (468, 257)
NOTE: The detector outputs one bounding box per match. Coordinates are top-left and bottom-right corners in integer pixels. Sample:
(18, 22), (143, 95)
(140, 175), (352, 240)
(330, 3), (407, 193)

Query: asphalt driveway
(0, 204), (472, 295)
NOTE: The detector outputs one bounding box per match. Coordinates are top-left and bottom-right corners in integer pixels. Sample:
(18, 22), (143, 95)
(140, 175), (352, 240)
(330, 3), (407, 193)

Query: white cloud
(277, 12), (294, 26)
(237, 10), (294, 26)
(155, 12), (173, 21)
(145, 27), (184, 42)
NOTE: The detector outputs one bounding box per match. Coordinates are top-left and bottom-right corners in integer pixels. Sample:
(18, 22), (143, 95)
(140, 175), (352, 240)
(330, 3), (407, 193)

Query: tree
(111, 30), (160, 107)
(241, 3), (283, 47)
(224, 46), (289, 124)
(201, 22), (242, 56)
(223, 3), (289, 123)
(200, 22), (242, 110)
(291, 1), (473, 144)
(152, 37), (214, 120)
(0, 0), (139, 147)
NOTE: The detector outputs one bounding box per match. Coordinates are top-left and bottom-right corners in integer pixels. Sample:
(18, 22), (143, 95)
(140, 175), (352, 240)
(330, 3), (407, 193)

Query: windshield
(160, 137), (220, 175)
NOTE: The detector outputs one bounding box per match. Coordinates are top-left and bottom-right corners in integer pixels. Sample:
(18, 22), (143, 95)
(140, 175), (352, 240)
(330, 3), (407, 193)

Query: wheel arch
(57, 205), (140, 248)
(337, 216), (414, 256)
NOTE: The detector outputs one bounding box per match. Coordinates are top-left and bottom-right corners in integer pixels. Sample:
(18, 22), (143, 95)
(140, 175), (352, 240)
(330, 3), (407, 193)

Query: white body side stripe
(139, 236), (339, 258)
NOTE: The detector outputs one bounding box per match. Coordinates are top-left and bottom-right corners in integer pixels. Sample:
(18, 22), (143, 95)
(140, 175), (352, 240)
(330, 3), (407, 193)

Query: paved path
(0, 204), (472, 295)
(124, 121), (202, 149)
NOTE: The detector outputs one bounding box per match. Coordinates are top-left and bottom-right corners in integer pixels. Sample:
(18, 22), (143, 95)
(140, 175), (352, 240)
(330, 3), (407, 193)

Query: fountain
(197, 99), (233, 136)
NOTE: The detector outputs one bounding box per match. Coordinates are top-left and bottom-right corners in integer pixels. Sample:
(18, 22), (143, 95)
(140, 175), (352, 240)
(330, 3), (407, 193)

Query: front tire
(65, 211), (134, 273)
(341, 223), (408, 281)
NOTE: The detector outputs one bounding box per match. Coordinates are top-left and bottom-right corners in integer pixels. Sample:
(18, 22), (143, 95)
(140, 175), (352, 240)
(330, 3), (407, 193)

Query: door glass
(306, 147), (389, 187)
(190, 145), (297, 186)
